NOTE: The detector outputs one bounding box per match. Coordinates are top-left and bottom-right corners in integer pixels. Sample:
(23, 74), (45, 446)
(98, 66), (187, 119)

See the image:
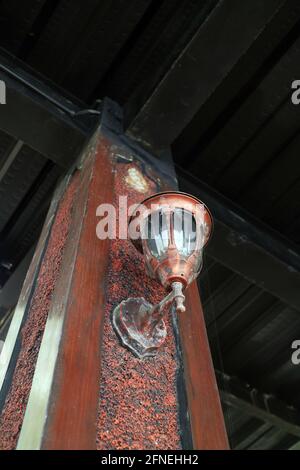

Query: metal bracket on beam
(0, 51), (100, 169)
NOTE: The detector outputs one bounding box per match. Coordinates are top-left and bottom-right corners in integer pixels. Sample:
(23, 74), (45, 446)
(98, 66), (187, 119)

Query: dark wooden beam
(178, 167), (300, 311)
(217, 370), (300, 439)
(174, 0), (300, 164)
(0, 51), (99, 168)
(125, 0), (289, 150)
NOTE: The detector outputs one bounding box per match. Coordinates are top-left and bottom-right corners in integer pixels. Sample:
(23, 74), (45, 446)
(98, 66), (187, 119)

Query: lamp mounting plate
(112, 297), (167, 359)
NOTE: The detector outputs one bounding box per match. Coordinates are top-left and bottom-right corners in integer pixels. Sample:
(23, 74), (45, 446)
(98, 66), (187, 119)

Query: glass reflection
(144, 208), (200, 259)
(146, 210), (169, 258)
(173, 208), (197, 256)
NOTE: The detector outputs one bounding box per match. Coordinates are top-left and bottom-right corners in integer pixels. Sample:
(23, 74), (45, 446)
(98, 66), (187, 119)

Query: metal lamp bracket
(112, 281), (185, 359)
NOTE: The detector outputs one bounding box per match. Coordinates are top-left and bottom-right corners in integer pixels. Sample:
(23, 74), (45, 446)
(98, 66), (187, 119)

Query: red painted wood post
(0, 100), (228, 450)
(180, 282), (229, 449)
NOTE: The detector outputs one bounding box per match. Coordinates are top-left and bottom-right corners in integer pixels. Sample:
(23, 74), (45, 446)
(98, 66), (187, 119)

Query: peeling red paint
(0, 173), (79, 450)
(96, 162), (181, 450)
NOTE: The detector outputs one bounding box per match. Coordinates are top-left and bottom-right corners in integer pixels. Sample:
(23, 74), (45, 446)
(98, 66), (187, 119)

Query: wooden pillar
(0, 99), (228, 450)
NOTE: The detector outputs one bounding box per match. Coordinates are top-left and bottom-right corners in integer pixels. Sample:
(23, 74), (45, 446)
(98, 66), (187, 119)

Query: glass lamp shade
(112, 191), (213, 359)
(128, 191), (212, 289)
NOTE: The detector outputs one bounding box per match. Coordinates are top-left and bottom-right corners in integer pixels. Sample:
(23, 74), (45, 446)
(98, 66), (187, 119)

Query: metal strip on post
(125, 0), (287, 150)
(16, 126), (113, 449)
(0, 173), (70, 410)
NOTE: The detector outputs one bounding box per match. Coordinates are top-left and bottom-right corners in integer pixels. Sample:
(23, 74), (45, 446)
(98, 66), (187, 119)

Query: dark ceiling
(0, 0), (300, 450)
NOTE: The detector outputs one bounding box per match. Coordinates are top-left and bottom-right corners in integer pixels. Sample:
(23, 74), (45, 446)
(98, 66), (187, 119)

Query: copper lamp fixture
(112, 191), (212, 359)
